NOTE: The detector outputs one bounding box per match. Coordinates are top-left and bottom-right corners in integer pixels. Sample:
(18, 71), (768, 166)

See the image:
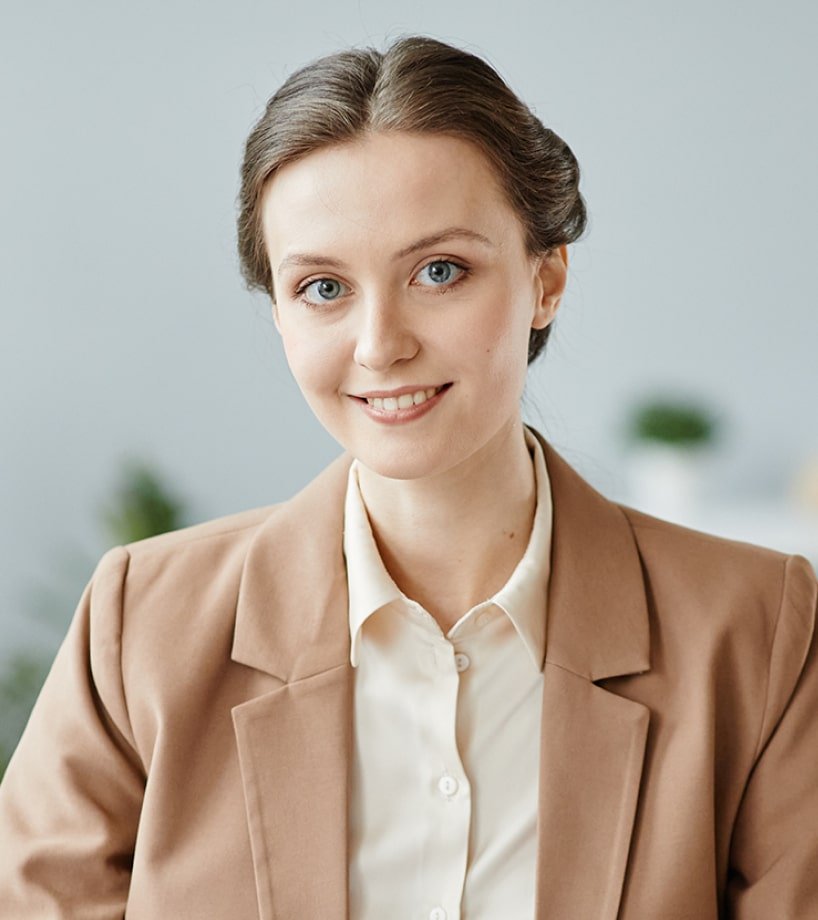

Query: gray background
(2, 0), (817, 657)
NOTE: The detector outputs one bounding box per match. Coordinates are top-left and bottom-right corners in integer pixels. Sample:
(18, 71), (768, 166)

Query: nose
(352, 296), (419, 372)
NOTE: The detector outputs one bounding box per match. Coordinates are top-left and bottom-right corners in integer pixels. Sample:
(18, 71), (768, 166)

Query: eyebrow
(276, 227), (495, 274)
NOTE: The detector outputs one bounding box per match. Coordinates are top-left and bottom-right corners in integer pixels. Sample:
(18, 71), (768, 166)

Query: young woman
(1, 34), (817, 920)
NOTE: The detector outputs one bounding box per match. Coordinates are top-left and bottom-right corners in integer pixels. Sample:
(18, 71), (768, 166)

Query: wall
(2, 0), (816, 653)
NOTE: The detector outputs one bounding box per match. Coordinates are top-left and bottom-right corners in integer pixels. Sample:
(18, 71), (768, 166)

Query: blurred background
(1, 0), (817, 770)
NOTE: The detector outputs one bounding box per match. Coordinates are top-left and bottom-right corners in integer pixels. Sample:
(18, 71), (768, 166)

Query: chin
(351, 441), (456, 482)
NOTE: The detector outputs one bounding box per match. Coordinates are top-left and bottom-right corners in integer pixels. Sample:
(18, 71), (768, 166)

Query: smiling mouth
(352, 382), (452, 408)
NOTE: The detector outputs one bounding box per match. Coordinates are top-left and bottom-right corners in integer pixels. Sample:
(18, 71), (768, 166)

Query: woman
(1, 34), (816, 920)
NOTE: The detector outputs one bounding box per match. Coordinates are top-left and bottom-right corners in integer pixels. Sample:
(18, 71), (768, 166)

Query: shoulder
(83, 504), (293, 733)
(125, 503), (277, 558)
(84, 446), (353, 682)
(102, 503), (284, 586)
(87, 503), (285, 657)
(86, 505), (277, 606)
(618, 501), (794, 593)
(617, 502), (817, 677)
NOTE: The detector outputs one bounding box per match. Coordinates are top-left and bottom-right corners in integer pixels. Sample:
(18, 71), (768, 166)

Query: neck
(355, 415), (537, 633)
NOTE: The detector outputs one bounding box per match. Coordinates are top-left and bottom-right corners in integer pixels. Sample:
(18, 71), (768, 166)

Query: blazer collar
(232, 424), (650, 684)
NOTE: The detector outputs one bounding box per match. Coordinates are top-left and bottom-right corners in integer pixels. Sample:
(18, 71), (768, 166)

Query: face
(261, 131), (567, 480)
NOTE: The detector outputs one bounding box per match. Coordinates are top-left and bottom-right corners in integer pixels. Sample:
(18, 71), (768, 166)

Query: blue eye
(294, 258), (469, 309)
(416, 260), (466, 287)
(297, 277), (348, 305)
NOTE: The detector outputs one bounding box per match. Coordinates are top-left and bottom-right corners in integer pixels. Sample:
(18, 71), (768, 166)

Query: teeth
(367, 386), (442, 411)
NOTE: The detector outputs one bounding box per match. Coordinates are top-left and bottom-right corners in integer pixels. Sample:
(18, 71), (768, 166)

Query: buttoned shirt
(344, 424), (554, 920)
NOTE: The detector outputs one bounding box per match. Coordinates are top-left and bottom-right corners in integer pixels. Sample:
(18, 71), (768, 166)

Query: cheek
(464, 294), (530, 384)
(279, 327), (342, 394)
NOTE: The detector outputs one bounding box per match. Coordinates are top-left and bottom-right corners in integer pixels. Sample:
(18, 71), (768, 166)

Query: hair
(236, 35), (587, 366)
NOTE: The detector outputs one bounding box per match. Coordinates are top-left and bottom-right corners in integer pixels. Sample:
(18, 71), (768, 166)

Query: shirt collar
(343, 423), (553, 672)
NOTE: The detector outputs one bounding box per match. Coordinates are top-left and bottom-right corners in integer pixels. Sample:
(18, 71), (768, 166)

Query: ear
(271, 299), (281, 335)
(531, 244), (569, 330)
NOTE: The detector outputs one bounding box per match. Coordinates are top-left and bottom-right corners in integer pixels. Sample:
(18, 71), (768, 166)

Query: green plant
(627, 398), (718, 447)
(0, 457), (190, 779)
(99, 458), (188, 545)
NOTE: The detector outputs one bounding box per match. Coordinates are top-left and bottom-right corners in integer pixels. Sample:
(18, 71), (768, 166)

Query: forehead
(261, 132), (518, 261)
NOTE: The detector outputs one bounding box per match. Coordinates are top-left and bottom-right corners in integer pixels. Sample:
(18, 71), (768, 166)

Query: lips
(353, 381), (452, 424)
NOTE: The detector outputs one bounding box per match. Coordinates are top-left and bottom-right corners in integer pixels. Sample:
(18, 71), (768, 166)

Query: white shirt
(344, 425), (554, 920)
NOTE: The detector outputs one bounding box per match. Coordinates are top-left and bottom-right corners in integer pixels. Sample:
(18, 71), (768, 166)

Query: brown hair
(236, 35), (587, 366)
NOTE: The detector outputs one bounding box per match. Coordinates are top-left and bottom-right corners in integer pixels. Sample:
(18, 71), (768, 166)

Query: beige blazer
(1, 426), (817, 919)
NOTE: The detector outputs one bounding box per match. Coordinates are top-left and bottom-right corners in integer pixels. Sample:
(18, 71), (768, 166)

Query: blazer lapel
(230, 428), (652, 920)
(230, 450), (355, 920)
(532, 430), (651, 920)
(535, 669), (649, 919)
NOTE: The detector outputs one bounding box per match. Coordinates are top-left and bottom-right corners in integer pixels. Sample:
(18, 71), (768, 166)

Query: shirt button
(438, 774), (459, 798)
(429, 908), (447, 920)
(454, 652), (470, 672)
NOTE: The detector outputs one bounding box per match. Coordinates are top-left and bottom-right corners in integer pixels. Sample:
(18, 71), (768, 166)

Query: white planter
(626, 442), (712, 523)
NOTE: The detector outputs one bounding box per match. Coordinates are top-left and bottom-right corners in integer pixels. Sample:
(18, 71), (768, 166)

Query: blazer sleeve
(724, 552), (818, 918)
(0, 546), (145, 917)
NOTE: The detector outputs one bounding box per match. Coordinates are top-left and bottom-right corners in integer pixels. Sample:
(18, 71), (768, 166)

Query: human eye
(413, 259), (470, 292)
(294, 276), (349, 307)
